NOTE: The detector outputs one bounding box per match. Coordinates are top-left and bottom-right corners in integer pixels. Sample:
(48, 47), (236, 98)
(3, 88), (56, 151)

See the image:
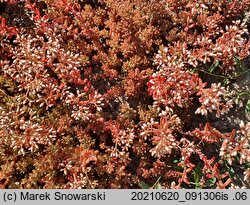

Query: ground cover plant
(0, 0), (250, 189)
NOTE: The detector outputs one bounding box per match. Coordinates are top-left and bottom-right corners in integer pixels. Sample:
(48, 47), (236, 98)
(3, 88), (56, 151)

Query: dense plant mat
(0, 0), (249, 188)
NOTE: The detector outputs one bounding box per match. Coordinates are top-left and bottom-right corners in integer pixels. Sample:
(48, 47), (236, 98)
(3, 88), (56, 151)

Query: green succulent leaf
(139, 181), (150, 189)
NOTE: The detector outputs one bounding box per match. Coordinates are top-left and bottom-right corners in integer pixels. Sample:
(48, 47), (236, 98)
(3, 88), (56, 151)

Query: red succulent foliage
(0, 0), (249, 189)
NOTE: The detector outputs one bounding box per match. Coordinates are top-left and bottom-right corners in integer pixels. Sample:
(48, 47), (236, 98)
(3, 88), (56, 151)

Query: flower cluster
(196, 83), (233, 117)
(220, 121), (250, 165)
(0, 0), (249, 189)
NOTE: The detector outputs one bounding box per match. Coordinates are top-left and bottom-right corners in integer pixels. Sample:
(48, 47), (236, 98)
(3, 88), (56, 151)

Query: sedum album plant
(0, 0), (249, 188)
